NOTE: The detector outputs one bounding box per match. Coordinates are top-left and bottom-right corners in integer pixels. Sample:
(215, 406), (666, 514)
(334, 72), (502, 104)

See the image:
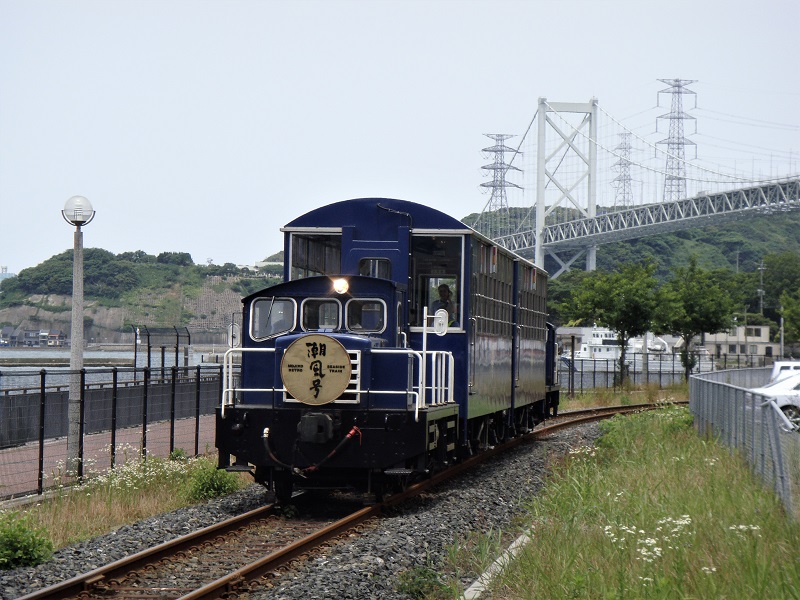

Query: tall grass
(3, 450), (249, 553)
(446, 405), (800, 599)
(559, 381), (688, 412)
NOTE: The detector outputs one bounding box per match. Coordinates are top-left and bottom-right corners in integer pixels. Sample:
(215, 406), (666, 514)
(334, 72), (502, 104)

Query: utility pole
(758, 260), (766, 315)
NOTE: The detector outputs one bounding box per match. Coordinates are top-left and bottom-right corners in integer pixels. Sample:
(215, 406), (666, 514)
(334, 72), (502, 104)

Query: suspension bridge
(474, 84), (800, 278)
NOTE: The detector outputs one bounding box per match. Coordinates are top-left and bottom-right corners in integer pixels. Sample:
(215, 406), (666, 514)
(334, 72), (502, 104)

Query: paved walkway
(0, 415), (216, 499)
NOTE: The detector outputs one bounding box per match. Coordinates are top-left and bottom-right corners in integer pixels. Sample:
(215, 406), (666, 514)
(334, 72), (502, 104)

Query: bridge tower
(534, 98), (599, 271)
(478, 134), (522, 241)
(657, 79), (697, 202)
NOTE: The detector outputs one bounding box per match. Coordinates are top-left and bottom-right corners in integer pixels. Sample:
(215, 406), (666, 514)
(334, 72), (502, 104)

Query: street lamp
(62, 195), (95, 472)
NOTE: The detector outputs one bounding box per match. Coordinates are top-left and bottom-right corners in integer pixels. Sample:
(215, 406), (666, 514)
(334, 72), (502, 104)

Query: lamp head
(62, 196), (95, 227)
(332, 278), (349, 294)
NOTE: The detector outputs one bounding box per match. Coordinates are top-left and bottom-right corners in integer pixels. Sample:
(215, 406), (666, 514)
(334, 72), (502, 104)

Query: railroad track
(19, 401), (681, 600)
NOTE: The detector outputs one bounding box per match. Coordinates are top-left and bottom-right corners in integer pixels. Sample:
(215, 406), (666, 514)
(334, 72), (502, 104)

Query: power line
(595, 103), (788, 183)
(693, 109), (799, 131)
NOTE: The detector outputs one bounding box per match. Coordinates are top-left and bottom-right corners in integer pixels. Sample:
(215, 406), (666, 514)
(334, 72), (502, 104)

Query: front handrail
(221, 347), (276, 418)
(220, 345), (454, 421)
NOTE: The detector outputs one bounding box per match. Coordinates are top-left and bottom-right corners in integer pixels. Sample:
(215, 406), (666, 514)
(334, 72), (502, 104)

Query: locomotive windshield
(251, 298), (296, 339)
(302, 299), (341, 331)
(358, 258), (391, 278)
(346, 299), (386, 332)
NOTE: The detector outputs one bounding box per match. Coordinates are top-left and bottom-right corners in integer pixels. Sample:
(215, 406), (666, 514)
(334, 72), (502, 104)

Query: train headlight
(333, 278), (349, 294)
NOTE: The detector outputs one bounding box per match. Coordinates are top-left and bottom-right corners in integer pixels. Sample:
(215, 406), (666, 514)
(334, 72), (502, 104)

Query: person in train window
(430, 284), (457, 326)
(268, 308), (293, 335)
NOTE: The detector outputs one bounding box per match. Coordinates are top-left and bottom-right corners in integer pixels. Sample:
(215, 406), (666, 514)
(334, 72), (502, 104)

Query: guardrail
(690, 368), (799, 520)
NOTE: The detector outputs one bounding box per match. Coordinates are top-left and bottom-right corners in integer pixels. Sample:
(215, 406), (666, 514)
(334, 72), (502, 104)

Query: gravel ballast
(1, 423), (600, 600)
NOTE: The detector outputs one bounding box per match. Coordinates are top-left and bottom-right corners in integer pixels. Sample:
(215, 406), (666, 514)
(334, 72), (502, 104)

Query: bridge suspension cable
(472, 91), (799, 278)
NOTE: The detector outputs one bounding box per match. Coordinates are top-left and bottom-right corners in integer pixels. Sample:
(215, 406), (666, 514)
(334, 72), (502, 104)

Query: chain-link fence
(690, 368), (799, 520)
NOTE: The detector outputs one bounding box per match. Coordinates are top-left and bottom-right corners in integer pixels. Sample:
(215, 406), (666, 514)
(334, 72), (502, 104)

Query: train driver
(430, 284), (458, 326)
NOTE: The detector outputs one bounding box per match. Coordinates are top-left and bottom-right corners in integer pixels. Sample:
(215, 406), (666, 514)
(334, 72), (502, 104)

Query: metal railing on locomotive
(220, 312), (455, 422)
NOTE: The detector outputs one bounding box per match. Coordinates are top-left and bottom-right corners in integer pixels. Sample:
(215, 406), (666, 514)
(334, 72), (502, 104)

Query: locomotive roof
(240, 273), (399, 303)
(283, 197), (470, 232)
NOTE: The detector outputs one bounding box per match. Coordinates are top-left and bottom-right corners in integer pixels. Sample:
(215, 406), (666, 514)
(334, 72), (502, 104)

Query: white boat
(562, 326), (714, 374)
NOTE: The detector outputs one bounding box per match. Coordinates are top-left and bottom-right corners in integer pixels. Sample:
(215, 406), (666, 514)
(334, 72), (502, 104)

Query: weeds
(396, 565), (449, 599)
(559, 381), (688, 412)
(449, 404), (800, 598)
(185, 459), (241, 502)
(0, 511), (54, 569)
(8, 451), (249, 552)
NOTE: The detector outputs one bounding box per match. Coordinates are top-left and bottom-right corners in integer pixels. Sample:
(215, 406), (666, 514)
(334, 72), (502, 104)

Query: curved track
(19, 402), (681, 600)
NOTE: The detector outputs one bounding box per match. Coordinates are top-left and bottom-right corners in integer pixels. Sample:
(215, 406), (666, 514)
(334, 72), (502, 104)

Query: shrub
(396, 566), (448, 598)
(0, 511), (54, 569)
(185, 461), (241, 502)
(169, 448), (189, 462)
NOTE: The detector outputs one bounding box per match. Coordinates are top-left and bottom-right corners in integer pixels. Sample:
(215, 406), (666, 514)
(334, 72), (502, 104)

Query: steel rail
(17, 502), (280, 600)
(189, 402), (686, 599)
(19, 401), (683, 600)
(183, 504), (379, 599)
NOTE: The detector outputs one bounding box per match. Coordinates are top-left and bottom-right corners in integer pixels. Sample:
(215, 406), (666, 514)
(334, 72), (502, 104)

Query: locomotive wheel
(274, 471), (294, 504)
(493, 413), (507, 444)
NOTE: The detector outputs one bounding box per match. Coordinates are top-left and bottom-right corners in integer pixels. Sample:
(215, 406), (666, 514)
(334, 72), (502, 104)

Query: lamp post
(62, 196), (95, 470)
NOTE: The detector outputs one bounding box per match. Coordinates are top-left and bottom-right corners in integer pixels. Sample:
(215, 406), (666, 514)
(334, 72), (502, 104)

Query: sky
(1, 0), (798, 275)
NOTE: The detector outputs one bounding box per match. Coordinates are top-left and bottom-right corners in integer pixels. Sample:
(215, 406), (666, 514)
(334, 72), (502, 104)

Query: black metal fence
(560, 352), (774, 394)
(0, 364), (225, 500)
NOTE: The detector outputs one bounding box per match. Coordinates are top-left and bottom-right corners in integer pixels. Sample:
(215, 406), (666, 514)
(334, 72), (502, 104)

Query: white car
(768, 361), (800, 383)
(750, 373), (800, 429)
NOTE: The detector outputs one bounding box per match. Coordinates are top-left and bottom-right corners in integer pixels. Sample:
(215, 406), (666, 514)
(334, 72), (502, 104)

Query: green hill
(462, 209), (800, 277)
(0, 250), (282, 344)
(2, 210), (800, 344)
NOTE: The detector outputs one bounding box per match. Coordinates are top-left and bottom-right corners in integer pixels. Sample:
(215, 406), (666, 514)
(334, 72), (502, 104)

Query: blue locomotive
(216, 198), (559, 502)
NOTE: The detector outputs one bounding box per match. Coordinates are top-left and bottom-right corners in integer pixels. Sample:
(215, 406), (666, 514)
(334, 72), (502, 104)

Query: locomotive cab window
(358, 258), (391, 279)
(346, 299), (386, 333)
(409, 235), (464, 328)
(289, 233), (342, 279)
(251, 298), (296, 340)
(301, 299), (341, 331)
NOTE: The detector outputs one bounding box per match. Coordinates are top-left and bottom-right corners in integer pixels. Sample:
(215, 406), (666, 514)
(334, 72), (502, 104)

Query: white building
(703, 324), (778, 359)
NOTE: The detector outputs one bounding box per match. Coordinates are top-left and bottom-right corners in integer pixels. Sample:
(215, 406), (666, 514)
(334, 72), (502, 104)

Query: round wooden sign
(280, 334), (352, 405)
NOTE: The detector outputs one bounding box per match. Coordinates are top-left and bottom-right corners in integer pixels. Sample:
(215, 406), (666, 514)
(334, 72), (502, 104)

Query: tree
(763, 252), (800, 311)
(263, 251), (284, 262)
(780, 290), (800, 347)
(657, 256), (735, 380)
(156, 252), (194, 266)
(564, 262), (660, 383)
(117, 250), (157, 264)
(547, 270), (591, 326)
